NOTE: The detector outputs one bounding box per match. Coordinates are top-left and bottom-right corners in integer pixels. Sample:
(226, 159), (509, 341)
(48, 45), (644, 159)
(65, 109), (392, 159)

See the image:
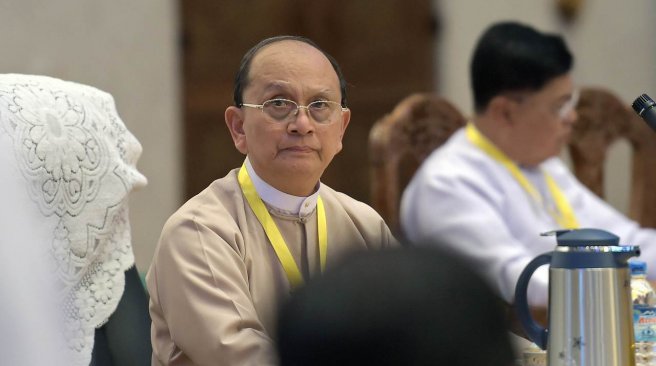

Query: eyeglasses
(556, 89), (579, 119)
(240, 98), (348, 124)
(506, 89), (580, 120)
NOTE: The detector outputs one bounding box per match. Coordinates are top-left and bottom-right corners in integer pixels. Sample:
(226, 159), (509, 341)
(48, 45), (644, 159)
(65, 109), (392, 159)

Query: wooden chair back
(369, 93), (466, 236)
(568, 87), (656, 227)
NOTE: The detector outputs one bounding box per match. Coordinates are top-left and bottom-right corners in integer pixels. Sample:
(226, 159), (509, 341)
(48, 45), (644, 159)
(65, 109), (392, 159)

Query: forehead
(247, 40), (340, 94)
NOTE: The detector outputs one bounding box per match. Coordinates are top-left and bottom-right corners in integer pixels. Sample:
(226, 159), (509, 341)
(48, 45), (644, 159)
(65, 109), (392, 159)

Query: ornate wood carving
(568, 87), (656, 227)
(369, 93), (466, 236)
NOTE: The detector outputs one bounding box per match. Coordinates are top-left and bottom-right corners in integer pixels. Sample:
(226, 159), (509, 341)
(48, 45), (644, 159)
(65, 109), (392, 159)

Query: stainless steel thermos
(515, 228), (640, 366)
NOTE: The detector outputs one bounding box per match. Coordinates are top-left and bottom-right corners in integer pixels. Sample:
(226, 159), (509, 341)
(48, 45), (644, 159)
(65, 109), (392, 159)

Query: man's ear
(335, 108), (351, 153)
(225, 106), (248, 154)
(487, 95), (516, 127)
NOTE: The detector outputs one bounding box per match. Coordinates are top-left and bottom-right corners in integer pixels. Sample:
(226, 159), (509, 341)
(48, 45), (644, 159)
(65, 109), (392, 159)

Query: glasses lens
(308, 101), (338, 123)
(262, 99), (295, 121)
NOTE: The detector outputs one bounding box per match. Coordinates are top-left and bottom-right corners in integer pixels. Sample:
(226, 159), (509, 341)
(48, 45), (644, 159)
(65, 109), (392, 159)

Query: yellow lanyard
(466, 124), (579, 229)
(238, 164), (327, 288)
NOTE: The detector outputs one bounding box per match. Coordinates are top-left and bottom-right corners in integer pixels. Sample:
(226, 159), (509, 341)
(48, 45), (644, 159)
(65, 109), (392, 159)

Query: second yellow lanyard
(466, 124), (579, 229)
(238, 164), (327, 288)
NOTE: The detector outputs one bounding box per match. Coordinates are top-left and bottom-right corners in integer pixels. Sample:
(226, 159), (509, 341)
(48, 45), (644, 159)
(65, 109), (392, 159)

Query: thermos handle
(514, 253), (551, 350)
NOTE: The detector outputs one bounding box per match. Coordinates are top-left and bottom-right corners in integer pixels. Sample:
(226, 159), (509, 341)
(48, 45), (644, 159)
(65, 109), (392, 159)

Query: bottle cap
(630, 260), (647, 275)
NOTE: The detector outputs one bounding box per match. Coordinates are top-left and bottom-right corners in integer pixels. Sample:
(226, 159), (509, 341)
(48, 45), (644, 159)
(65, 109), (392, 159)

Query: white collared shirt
(245, 157), (320, 217)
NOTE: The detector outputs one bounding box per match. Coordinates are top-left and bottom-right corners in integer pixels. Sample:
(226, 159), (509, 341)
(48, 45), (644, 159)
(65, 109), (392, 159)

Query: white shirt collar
(245, 157), (320, 216)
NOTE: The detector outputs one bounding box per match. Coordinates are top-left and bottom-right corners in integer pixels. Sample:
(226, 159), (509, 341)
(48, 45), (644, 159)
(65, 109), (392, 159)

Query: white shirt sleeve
(550, 159), (656, 276)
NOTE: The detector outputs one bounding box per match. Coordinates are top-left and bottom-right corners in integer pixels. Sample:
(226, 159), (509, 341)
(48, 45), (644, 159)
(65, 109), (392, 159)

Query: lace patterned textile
(0, 74), (147, 366)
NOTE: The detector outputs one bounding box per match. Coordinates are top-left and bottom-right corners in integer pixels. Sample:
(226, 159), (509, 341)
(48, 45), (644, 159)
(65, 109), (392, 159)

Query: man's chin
(275, 159), (322, 175)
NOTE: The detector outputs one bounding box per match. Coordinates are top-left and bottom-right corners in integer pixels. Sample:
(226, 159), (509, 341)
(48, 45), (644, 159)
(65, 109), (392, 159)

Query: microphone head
(632, 94), (656, 116)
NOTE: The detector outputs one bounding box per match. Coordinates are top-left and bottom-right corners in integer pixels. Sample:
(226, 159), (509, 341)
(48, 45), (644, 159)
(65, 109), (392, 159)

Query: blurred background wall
(1, 0), (654, 272)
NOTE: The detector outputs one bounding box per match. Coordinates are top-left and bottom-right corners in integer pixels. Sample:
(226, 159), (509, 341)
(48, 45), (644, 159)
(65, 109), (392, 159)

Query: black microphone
(632, 94), (656, 132)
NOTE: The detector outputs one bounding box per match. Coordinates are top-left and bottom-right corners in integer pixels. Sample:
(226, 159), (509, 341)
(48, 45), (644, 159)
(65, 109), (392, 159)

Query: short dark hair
(277, 247), (514, 366)
(233, 35), (348, 108)
(471, 21), (573, 113)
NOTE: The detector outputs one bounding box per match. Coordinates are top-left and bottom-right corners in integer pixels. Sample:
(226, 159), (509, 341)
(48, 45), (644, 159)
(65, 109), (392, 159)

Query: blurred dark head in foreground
(277, 246), (515, 366)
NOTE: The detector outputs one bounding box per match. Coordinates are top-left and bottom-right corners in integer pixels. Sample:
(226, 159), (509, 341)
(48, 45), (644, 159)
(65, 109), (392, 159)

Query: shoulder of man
(409, 130), (524, 196)
(319, 183), (381, 218)
(319, 184), (399, 247)
(157, 168), (244, 252)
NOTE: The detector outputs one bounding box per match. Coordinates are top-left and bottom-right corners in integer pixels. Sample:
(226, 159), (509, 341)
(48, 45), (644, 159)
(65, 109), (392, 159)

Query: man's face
(226, 40), (350, 195)
(507, 74), (578, 166)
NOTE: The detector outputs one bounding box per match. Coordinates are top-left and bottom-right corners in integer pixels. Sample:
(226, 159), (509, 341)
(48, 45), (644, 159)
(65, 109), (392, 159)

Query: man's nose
(288, 107), (315, 134)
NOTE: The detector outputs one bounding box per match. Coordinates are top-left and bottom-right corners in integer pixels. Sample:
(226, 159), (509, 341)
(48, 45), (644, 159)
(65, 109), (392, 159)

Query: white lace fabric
(0, 74), (147, 366)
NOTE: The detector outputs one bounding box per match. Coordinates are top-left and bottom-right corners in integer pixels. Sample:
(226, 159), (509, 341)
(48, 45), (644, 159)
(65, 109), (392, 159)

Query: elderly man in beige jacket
(146, 35), (398, 366)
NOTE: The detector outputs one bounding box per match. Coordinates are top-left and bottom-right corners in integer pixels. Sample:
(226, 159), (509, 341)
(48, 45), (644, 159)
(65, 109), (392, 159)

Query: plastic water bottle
(630, 260), (656, 366)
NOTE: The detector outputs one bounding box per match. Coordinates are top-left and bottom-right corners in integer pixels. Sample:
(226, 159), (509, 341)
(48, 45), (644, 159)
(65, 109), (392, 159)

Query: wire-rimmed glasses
(241, 98), (348, 124)
(505, 89), (580, 120)
(556, 89), (579, 119)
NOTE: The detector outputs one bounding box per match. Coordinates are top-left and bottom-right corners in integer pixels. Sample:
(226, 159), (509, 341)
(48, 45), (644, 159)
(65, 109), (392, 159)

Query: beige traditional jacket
(147, 164), (397, 366)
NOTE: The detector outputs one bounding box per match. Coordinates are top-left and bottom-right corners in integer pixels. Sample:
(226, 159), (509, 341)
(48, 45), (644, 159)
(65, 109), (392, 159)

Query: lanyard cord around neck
(238, 164), (327, 288)
(466, 123), (579, 229)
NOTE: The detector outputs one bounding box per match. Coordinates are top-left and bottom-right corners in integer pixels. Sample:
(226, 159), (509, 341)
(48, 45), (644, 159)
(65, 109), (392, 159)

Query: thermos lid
(543, 228), (639, 269)
(552, 228), (620, 247)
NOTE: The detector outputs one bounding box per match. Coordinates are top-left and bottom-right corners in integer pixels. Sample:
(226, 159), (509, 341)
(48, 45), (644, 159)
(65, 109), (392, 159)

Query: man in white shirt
(401, 21), (656, 306)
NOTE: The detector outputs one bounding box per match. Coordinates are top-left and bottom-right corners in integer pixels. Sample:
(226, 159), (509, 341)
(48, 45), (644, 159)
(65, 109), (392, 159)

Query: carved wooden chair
(568, 87), (656, 228)
(369, 93), (466, 237)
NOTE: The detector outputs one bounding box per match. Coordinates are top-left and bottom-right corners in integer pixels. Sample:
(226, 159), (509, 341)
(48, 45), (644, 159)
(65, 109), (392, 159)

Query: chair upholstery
(369, 93), (466, 236)
(568, 87), (656, 228)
